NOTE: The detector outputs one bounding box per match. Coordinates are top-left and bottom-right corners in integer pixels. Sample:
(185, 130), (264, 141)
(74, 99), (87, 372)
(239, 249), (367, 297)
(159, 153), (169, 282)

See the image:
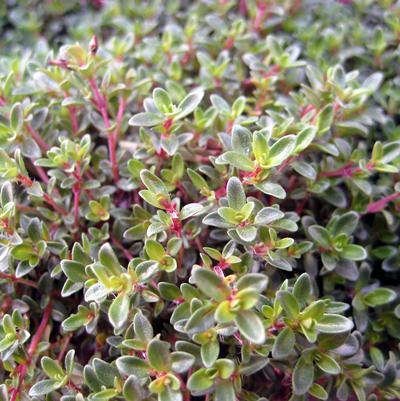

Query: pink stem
(26, 124), (49, 152)
(0, 96), (49, 152)
(213, 265), (225, 278)
(109, 97), (125, 182)
(89, 78), (110, 128)
(32, 164), (49, 185)
(72, 161), (82, 229)
(253, 2), (267, 32)
(366, 192), (400, 213)
(68, 106), (79, 135)
(43, 194), (68, 216)
(177, 246), (184, 272)
(18, 173), (66, 216)
(57, 334), (73, 362)
(234, 332), (244, 345)
(277, 156), (296, 173)
(89, 78), (123, 182)
(10, 302), (52, 401)
(320, 163), (374, 178)
(111, 236), (134, 260)
(27, 160), (62, 198)
(0, 272), (38, 288)
(239, 0), (247, 15)
(73, 188), (79, 227)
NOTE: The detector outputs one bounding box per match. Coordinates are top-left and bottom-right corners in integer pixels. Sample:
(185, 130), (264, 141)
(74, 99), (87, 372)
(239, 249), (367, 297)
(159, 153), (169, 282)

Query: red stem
(43, 194), (68, 216)
(10, 301), (52, 401)
(213, 265), (225, 277)
(73, 187), (80, 227)
(68, 106), (79, 136)
(277, 156), (296, 173)
(366, 192), (400, 213)
(175, 373), (190, 401)
(25, 125), (49, 153)
(239, 0), (247, 15)
(296, 195), (309, 215)
(89, 78), (110, 128)
(176, 182), (190, 204)
(57, 334), (73, 362)
(177, 246), (184, 272)
(109, 97), (126, 182)
(0, 272), (38, 288)
(194, 237), (203, 253)
(16, 205), (42, 215)
(107, 132), (118, 181)
(89, 78), (123, 182)
(67, 380), (82, 393)
(253, 2), (268, 32)
(32, 164), (49, 185)
(111, 236), (134, 260)
(17, 174), (67, 216)
(72, 161), (82, 229)
(234, 332), (243, 345)
(320, 162), (374, 178)
(0, 97), (49, 152)
(28, 160), (62, 198)
(114, 97), (125, 140)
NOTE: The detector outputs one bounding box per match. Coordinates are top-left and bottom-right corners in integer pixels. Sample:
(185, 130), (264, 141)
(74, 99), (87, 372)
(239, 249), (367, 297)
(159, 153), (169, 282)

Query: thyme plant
(0, 1), (399, 401)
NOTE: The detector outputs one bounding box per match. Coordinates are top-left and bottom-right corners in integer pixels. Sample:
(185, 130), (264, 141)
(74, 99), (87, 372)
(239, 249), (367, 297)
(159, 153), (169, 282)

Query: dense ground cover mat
(0, 1), (399, 400)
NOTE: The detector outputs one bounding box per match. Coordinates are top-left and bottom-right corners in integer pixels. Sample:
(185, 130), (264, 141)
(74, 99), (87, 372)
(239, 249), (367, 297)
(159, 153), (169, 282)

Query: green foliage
(0, 1), (399, 401)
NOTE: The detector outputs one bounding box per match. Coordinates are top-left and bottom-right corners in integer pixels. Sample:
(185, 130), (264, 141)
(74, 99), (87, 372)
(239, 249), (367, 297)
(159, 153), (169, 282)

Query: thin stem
(213, 265), (225, 278)
(67, 380), (82, 393)
(253, 2), (268, 32)
(276, 156), (296, 173)
(89, 78), (123, 182)
(175, 373), (190, 401)
(320, 162), (374, 178)
(0, 96), (48, 152)
(25, 124), (49, 153)
(109, 97), (125, 182)
(111, 236), (134, 260)
(31, 164), (49, 185)
(18, 173), (65, 215)
(73, 187), (80, 228)
(0, 272), (38, 288)
(114, 97), (126, 138)
(28, 302), (52, 355)
(68, 105), (79, 136)
(72, 161), (82, 228)
(16, 205), (43, 215)
(107, 133), (118, 181)
(133, 189), (140, 205)
(176, 182), (190, 204)
(194, 237), (203, 253)
(89, 77), (110, 128)
(43, 194), (68, 216)
(57, 333), (73, 362)
(10, 301), (52, 401)
(239, 0), (247, 15)
(366, 192), (400, 213)
(296, 195), (309, 215)
(27, 161), (62, 198)
(177, 246), (184, 272)
(234, 332), (243, 345)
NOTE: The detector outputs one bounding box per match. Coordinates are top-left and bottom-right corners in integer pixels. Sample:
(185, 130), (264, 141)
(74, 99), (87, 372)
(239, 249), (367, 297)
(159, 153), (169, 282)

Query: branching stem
(10, 301), (52, 401)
